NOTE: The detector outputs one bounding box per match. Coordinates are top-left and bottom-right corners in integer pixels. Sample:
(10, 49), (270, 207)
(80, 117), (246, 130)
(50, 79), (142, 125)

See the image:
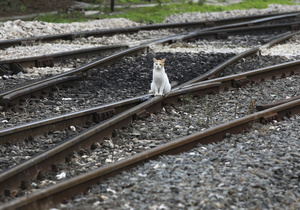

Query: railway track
(0, 12), (300, 209)
(0, 32), (297, 129)
(1, 29), (300, 142)
(1, 14), (300, 111)
(0, 44), (128, 71)
(0, 21), (299, 74)
(1, 61), (299, 209)
(0, 11), (299, 49)
(0, 12), (299, 66)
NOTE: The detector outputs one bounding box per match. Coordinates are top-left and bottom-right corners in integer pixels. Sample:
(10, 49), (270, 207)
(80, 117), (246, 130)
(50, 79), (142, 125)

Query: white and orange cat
(150, 58), (171, 96)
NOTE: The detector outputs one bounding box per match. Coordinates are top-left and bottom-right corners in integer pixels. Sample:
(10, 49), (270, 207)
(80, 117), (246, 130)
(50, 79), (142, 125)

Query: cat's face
(153, 58), (165, 70)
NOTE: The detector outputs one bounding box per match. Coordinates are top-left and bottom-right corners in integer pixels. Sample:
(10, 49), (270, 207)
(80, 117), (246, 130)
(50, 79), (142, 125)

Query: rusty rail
(1, 51), (300, 210)
(0, 12), (298, 49)
(1, 20), (299, 109)
(1, 57), (300, 145)
(1, 76), (80, 110)
(1, 55), (300, 195)
(177, 30), (300, 88)
(0, 44), (150, 106)
(0, 82), (221, 194)
(1, 13), (300, 209)
(256, 95), (300, 111)
(186, 59), (300, 90)
(0, 44), (128, 71)
(0, 95), (145, 144)
(1, 22), (297, 73)
(2, 88), (300, 210)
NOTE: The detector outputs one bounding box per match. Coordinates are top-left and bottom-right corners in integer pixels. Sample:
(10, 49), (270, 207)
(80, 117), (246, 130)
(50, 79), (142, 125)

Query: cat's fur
(150, 58), (171, 96)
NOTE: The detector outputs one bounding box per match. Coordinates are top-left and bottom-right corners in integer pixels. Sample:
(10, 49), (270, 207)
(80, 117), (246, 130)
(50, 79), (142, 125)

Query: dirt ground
(0, 0), (76, 17)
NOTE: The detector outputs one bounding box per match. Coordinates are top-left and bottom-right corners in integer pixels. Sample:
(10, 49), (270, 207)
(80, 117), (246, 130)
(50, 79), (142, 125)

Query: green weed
(35, 0), (297, 23)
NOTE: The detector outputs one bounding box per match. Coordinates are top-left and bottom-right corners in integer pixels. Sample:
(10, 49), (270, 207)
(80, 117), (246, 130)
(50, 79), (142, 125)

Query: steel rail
(1, 33), (300, 208)
(1, 12), (300, 209)
(0, 82), (221, 194)
(0, 10), (298, 194)
(2, 91), (300, 210)
(0, 30), (299, 143)
(0, 21), (297, 73)
(1, 15), (299, 109)
(1, 57), (300, 145)
(184, 59), (300, 92)
(177, 30), (300, 88)
(0, 94), (147, 144)
(0, 43), (151, 108)
(0, 12), (298, 49)
(1, 56), (300, 195)
(0, 27), (299, 143)
(0, 44), (128, 70)
(1, 76), (80, 107)
(181, 21), (300, 41)
(256, 95), (300, 111)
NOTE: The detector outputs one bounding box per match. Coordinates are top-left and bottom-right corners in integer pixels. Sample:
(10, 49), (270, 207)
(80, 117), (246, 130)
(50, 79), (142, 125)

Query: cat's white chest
(153, 69), (165, 84)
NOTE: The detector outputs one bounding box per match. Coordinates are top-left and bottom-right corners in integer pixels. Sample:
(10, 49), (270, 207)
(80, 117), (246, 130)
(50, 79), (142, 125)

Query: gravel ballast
(0, 51), (234, 129)
(61, 115), (300, 210)
(1, 73), (299, 206)
(1, 4), (300, 209)
(164, 4), (300, 23)
(0, 18), (140, 40)
(0, 50), (295, 130)
(0, 29), (179, 61)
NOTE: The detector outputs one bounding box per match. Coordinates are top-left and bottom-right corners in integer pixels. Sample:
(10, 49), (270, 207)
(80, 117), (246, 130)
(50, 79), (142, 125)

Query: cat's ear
(162, 58), (166, 63)
(153, 58), (156, 62)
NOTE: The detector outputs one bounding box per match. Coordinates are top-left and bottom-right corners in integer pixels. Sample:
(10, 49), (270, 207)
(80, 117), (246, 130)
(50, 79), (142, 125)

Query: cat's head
(153, 58), (166, 70)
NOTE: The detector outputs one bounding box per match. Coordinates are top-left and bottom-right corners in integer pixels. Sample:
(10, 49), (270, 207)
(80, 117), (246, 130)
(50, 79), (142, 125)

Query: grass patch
(35, 0), (298, 23)
(109, 0), (296, 23)
(36, 12), (88, 23)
